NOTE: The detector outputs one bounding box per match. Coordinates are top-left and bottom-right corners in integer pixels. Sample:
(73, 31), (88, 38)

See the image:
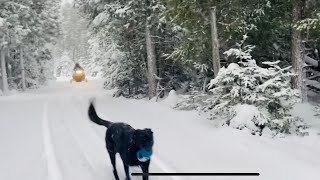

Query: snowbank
(292, 103), (320, 134)
(160, 90), (178, 107)
(229, 104), (261, 132)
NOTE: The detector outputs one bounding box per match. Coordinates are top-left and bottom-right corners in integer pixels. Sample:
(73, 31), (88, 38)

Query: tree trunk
(202, 77), (208, 93)
(291, 0), (307, 102)
(72, 47), (76, 62)
(145, 21), (157, 99)
(210, 6), (221, 78)
(6, 48), (12, 78)
(20, 47), (26, 91)
(0, 47), (9, 93)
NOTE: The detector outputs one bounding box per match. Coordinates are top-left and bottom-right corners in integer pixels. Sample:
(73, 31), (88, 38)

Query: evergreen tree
(0, 0), (61, 90)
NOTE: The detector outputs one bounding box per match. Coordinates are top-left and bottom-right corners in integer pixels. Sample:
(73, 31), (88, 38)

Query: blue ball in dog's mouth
(136, 150), (152, 162)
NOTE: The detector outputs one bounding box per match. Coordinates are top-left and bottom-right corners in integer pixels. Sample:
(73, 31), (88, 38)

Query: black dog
(88, 101), (154, 180)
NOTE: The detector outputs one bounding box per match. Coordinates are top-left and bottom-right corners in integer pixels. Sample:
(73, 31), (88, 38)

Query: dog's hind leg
(140, 161), (150, 180)
(108, 151), (120, 180)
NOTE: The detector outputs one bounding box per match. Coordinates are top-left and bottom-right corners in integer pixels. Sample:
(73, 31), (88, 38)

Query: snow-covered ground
(0, 79), (319, 180)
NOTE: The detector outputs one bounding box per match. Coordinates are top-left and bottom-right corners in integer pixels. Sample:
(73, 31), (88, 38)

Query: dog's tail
(88, 101), (112, 128)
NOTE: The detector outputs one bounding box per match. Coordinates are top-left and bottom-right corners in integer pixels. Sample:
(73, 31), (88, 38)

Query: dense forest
(0, 0), (61, 91)
(1, 0), (320, 136)
(70, 0), (319, 99)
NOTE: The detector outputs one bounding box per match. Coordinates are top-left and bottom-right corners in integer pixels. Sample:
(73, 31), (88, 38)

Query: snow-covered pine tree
(295, 13), (320, 31)
(75, 0), (166, 97)
(87, 30), (123, 81)
(207, 36), (306, 136)
(0, 0), (61, 90)
(56, 52), (74, 77)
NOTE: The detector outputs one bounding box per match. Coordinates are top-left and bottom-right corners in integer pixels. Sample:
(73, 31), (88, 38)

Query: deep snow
(0, 79), (319, 180)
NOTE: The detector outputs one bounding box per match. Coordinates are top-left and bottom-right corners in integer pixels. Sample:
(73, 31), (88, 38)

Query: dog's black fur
(88, 101), (154, 180)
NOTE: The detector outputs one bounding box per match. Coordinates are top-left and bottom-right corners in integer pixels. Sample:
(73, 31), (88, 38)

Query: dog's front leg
(123, 164), (131, 180)
(141, 161), (150, 180)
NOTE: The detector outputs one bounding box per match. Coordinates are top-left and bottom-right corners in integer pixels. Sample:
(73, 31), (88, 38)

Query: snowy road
(1, 79), (320, 180)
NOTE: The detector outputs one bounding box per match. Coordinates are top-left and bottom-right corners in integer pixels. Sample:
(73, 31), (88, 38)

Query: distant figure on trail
(71, 62), (87, 83)
(74, 63), (84, 72)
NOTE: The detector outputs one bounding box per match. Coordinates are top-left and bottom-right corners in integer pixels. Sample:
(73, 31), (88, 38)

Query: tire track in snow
(49, 98), (100, 180)
(58, 108), (96, 172)
(42, 101), (63, 180)
(151, 154), (184, 180)
(58, 97), (110, 179)
(70, 96), (184, 180)
(70, 95), (106, 142)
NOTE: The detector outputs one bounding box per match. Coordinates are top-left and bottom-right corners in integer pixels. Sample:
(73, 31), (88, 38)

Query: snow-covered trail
(0, 79), (320, 180)
(0, 80), (180, 180)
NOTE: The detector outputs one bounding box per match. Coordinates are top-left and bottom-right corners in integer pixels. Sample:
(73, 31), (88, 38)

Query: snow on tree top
(262, 60), (280, 65)
(229, 104), (265, 131)
(227, 63), (240, 70)
(92, 13), (107, 27)
(0, 17), (5, 27)
(115, 6), (130, 16)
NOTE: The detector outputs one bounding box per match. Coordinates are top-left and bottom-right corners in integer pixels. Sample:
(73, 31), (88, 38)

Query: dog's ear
(135, 129), (153, 136)
(144, 128), (153, 135)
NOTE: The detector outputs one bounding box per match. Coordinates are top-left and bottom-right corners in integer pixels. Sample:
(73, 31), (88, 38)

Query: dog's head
(135, 128), (154, 152)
